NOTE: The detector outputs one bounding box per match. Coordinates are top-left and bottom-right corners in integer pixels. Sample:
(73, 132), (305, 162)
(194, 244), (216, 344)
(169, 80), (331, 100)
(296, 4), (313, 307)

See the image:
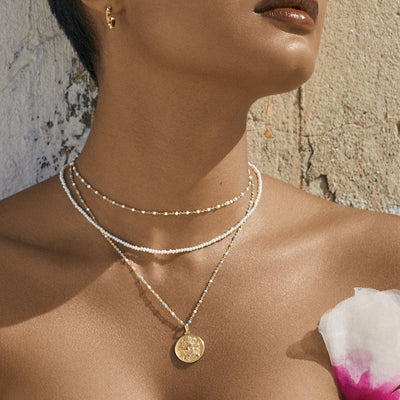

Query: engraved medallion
(175, 333), (205, 363)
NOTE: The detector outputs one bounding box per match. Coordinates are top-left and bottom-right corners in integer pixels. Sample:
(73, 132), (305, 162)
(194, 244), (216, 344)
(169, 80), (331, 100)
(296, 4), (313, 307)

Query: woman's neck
(74, 69), (260, 251)
(78, 67), (257, 209)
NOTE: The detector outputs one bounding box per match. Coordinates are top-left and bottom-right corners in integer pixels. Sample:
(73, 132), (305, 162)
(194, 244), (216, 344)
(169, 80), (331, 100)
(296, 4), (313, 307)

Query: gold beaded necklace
(65, 165), (258, 363)
(71, 159), (253, 216)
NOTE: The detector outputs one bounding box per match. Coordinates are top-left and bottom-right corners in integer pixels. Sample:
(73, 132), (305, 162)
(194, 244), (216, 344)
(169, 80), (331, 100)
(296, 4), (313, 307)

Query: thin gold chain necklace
(64, 165), (259, 363)
(71, 159), (252, 216)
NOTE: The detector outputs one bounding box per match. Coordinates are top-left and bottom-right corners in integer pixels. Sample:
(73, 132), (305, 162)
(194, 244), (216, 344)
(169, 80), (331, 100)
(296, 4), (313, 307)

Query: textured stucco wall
(0, 0), (97, 199)
(1, 1), (399, 214)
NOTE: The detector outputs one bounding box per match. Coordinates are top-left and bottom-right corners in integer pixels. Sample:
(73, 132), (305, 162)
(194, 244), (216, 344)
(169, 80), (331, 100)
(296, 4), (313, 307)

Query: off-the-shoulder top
(318, 288), (400, 400)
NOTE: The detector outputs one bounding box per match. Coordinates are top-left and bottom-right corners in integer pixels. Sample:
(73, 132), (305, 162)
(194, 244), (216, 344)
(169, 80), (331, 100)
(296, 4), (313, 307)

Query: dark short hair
(47, 0), (99, 85)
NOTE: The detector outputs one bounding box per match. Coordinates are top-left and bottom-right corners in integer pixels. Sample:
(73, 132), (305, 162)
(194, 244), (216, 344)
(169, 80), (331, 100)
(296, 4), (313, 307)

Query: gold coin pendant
(175, 333), (205, 363)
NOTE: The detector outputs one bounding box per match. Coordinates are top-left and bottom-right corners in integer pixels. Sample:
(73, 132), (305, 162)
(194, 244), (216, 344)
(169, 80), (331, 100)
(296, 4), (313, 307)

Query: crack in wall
(297, 86), (337, 202)
(298, 85), (308, 190)
(315, 174), (337, 202)
(300, 128), (338, 201)
(303, 136), (314, 187)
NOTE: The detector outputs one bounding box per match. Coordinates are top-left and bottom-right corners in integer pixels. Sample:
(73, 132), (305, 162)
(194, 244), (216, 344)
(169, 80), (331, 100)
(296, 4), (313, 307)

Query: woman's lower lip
(259, 8), (315, 28)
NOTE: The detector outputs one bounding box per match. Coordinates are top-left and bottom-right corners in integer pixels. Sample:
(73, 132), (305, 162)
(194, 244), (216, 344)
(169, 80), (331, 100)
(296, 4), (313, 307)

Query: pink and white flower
(318, 288), (400, 400)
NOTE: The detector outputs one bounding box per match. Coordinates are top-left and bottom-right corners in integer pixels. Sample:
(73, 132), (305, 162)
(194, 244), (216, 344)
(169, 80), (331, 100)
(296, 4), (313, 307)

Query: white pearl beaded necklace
(59, 162), (262, 255)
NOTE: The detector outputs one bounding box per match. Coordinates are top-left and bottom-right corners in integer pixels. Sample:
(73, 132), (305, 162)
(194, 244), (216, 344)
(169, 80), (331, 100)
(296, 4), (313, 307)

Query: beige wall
(1, 1), (399, 213)
(247, 0), (400, 212)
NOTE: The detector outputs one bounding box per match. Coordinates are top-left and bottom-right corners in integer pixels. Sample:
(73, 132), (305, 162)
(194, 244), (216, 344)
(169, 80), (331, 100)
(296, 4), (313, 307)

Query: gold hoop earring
(264, 97), (273, 139)
(106, 6), (116, 30)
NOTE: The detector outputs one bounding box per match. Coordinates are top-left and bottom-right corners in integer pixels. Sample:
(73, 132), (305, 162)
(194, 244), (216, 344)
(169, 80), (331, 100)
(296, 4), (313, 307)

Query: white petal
(319, 287), (400, 397)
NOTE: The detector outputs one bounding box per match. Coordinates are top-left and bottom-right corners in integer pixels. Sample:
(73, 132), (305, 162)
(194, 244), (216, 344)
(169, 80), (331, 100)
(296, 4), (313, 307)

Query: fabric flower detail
(318, 288), (400, 400)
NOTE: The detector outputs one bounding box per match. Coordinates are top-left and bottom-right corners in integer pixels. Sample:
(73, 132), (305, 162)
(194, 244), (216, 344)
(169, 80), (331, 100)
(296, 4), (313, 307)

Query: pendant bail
(184, 323), (190, 334)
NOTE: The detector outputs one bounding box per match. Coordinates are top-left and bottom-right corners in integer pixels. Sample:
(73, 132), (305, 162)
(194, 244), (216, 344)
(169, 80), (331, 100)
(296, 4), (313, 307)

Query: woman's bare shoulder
(0, 175), (94, 263)
(0, 176), (66, 243)
(0, 177), (114, 330)
(261, 173), (400, 285)
(263, 172), (400, 228)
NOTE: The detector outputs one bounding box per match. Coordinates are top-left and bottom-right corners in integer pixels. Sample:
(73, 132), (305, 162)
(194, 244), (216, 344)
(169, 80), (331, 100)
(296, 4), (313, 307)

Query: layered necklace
(60, 160), (262, 363)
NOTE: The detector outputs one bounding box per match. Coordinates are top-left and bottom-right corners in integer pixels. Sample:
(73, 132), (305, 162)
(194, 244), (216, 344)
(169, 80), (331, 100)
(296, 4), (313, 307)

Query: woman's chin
(278, 65), (316, 92)
(249, 63), (316, 97)
(239, 41), (319, 95)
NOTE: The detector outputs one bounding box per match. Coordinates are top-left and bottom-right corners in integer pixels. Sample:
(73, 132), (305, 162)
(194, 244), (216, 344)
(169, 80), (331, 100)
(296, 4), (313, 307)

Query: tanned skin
(0, 0), (399, 398)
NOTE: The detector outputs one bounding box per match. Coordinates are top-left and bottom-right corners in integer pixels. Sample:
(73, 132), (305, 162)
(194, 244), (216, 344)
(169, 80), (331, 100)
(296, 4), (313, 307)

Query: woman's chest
(0, 266), (340, 400)
(1, 320), (338, 400)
